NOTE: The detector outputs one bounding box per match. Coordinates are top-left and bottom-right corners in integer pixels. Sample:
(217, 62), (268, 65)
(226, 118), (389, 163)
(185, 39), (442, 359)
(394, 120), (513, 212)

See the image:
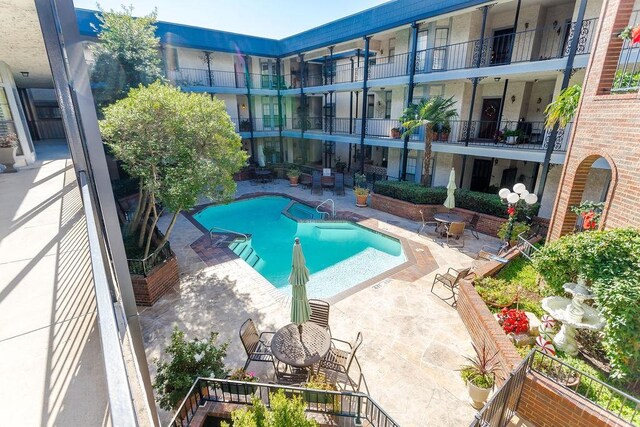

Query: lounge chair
(467, 213), (480, 239)
(309, 299), (331, 333)
(444, 221), (466, 247)
(311, 171), (323, 195)
(319, 332), (363, 391)
(417, 209), (438, 235)
(239, 319), (277, 371)
(333, 173), (345, 196)
(431, 267), (471, 307)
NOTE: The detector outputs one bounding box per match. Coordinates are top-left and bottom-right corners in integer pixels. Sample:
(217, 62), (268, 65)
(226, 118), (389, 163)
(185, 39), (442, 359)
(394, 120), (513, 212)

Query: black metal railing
(169, 377), (400, 427)
(472, 350), (640, 427)
(126, 230), (173, 276)
(168, 69), (287, 90)
(612, 10), (640, 92)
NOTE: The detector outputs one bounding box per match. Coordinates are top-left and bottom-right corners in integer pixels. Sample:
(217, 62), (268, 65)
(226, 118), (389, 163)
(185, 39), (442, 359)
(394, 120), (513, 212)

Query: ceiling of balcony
(0, 0), (53, 87)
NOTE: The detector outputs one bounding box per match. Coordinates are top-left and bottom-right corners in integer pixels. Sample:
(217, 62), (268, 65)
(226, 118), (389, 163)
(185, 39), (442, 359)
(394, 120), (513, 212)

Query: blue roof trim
(76, 0), (490, 58)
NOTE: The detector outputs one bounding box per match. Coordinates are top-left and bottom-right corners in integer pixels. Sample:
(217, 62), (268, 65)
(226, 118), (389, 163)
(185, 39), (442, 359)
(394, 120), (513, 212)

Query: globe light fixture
(498, 183), (538, 243)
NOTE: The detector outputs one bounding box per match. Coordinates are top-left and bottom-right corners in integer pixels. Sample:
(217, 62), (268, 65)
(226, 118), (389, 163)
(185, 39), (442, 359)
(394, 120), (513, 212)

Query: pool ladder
(316, 198), (335, 219)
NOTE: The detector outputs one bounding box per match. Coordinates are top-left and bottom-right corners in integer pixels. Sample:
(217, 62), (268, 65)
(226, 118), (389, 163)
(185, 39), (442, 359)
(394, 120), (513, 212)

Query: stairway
(229, 240), (262, 268)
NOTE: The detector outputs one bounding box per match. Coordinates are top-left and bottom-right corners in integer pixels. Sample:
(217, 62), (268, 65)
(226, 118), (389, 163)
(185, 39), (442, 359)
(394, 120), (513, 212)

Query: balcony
(170, 377), (399, 427)
(168, 69), (287, 91)
(611, 10), (640, 93)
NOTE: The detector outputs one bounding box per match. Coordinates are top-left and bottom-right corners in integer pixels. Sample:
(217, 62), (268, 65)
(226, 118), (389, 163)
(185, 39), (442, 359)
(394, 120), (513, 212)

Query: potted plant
(239, 119), (252, 132)
(390, 127), (401, 138)
(503, 129), (522, 145)
(0, 133), (19, 173)
(221, 368), (259, 396)
(353, 172), (369, 207)
(303, 374), (339, 407)
(497, 221), (530, 246)
(459, 343), (501, 409)
(287, 166), (301, 186)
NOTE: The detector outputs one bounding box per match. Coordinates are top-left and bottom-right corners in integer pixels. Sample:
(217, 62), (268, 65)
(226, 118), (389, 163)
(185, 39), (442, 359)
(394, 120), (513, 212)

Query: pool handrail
(317, 198), (335, 219)
(209, 225), (249, 245)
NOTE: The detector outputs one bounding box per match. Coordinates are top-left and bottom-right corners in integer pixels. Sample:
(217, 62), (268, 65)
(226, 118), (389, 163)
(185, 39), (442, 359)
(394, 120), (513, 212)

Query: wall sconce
(537, 97), (542, 104)
(511, 95), (516, 103)
(241, 103), (247, 110)
(20, 71), (29, 77)
(494, 158), (499, 165)
(552, 20), (558, 29)
(524, 22), (529, 29)
(494, 77), (501, 82)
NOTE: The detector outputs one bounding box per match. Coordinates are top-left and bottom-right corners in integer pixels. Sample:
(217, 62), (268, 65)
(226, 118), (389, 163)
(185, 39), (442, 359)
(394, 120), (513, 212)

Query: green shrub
(223, 390), (318, 427)
(533, 228), (640, 381)
(497, 221), (530, 243)
(474, 277), (519, 308)
(373, 181), (539, 219)
(153, 327), (229, 411)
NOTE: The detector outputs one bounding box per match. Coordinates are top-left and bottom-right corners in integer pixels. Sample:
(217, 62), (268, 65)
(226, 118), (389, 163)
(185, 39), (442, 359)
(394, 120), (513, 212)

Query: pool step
(229, 240), (263, 268)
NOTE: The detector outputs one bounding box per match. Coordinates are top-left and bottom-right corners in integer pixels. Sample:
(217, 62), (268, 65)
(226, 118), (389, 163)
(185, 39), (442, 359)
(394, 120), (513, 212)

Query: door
(478, 98), (501, 139)
(491, 28), (514, 65)
(500, 167), (518, 189)
(470, 159), (493, 192)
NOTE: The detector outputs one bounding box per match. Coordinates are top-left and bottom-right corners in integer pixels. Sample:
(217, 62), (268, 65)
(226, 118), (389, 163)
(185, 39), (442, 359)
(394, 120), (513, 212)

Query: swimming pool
(192, 196), (405, 298)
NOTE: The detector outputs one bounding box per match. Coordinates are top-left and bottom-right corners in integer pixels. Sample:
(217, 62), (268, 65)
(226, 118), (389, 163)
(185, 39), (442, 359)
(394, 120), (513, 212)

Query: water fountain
(541, 279), (605, 356)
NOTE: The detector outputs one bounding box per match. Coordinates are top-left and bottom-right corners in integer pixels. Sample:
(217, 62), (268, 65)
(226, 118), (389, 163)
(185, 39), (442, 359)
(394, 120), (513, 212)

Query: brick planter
(370, 193), (508, 237)
(131, 254), (179, 306)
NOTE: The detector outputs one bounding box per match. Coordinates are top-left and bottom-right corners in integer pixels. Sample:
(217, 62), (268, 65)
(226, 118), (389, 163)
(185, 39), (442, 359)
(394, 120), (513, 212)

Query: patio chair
(333, 173), (345, 196)
(477, 242), (509, 262)
(319, 332), (363, 391)
(311, 171), (323, 195)
(467, 213), (480, 239)
(444, 221), (466, 247)
(417, 209), (438, 235)
(299, 173), (312, 189)
(239, 319), (277, 371)
(321, 175), (334, 190)
(309, 299), (331, 333)
(431, 267), (471, 307)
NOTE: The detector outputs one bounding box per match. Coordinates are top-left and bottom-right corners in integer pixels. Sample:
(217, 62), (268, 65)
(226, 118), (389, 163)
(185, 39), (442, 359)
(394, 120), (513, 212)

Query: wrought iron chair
(319, 332), (364, 391)
(417, 209), (439, 235)
(444, 221), (466, 247)
(309, 299), (331, 333)
(467, 213), (481, 239)
(239, 319), (277, 371)
(431, 267), (471, 307)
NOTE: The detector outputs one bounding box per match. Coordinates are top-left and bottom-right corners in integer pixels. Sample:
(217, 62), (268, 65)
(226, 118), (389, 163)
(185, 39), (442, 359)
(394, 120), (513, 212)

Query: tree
(544, 84), (582, 130)
(153, 327), (229, 411)
(90, 5), (164, 109)
(100, 82), (247, 259)
(400, 96), (457, 186)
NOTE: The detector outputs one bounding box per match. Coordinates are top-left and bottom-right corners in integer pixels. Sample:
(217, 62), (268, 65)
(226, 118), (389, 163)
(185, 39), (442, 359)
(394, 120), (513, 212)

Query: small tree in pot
(353, 172), (369, 207)
(287, 166), (301, 186)
(459, 342), (501, 409)
(0, 133), (19, 173)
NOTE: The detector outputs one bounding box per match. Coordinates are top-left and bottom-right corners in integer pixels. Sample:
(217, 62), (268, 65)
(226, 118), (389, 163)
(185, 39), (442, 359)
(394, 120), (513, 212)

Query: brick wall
(131, 255), (179, 306)
(518, 373), (630, 427)
(548, 0), (640, 240)
(370, 193), (508, 237)
(457, 281), (522, 386)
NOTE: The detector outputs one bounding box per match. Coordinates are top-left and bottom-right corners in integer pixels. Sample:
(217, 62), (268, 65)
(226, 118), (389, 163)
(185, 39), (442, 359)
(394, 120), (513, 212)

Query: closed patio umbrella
(289, 237), (311, 335)
(443, 168), (456, 209)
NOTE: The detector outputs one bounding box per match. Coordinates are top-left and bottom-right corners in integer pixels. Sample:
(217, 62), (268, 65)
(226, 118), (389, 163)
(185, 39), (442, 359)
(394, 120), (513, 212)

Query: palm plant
(401, 96), (457, 186)
(544, 84), (582, 130)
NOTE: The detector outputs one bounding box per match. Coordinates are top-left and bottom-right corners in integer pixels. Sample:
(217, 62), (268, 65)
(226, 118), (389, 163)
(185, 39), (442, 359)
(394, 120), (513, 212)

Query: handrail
(516, 232), (540, 261)
(78, 171), (138, 426)
(169, 377), (400, 427)
(209, 225), (249, 245)
(317, 198), (335, 219)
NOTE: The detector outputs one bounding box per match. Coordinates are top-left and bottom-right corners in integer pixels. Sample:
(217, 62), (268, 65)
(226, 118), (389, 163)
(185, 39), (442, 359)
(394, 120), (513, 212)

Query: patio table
(255, 169), (271, 183)
(433, 212), (465, 235)
(271, 323), (331, 369)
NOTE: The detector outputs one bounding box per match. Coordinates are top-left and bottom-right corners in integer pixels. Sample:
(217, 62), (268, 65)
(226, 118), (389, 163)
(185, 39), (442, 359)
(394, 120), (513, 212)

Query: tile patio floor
(142, 179), (502, 426)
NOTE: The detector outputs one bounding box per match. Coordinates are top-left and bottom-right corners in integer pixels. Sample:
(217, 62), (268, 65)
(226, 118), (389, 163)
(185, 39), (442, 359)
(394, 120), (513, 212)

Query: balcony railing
(612, 10), (640, 93)
(169, 377), (400, 427)
(168, 69), (287, 90)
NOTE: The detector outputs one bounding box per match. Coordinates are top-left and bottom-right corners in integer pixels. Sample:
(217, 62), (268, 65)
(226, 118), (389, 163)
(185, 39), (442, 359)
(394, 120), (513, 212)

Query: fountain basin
(541, 296), (605, 331)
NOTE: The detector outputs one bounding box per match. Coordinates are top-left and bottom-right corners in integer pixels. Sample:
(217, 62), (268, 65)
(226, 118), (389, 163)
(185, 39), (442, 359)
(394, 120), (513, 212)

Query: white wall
(0, 61), (35, 164)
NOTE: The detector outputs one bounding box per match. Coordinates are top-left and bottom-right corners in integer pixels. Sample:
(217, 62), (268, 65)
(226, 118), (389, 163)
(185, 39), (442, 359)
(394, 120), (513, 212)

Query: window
(384, 91), (392, 119)
(406, 150), (418, 182)
(367, 94), (375, 118)
(432, 28), (449, 70)
(36, 106), (61, 119)
(388, 37), (396, 61)
(415, 30), (429, 71)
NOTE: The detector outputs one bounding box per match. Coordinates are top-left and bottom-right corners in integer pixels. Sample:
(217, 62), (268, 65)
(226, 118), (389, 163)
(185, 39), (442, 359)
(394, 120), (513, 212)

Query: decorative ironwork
(564, 20), (592, 56)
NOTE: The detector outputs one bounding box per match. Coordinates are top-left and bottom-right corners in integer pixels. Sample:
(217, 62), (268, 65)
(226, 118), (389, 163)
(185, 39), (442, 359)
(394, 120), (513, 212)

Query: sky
(74, 0), (391, 39)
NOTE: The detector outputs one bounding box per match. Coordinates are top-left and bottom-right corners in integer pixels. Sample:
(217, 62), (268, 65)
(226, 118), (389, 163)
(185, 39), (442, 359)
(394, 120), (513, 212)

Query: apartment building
(73, 0), (609, 219)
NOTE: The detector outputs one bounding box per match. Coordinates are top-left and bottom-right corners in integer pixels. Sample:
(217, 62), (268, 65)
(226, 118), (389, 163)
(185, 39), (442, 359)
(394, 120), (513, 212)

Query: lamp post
(498, 183), (538, 243)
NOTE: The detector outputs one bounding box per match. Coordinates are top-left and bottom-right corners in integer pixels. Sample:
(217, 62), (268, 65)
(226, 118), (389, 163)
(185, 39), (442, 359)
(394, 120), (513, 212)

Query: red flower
(582, 211), (596, 230)
(632, 26), (640, 45)
(507, 206), (516, 216)
(498, 308), (530, 335)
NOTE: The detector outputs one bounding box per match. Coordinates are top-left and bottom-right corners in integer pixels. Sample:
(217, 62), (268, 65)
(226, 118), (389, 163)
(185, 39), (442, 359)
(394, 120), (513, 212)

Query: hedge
(373, 180), (538, 219)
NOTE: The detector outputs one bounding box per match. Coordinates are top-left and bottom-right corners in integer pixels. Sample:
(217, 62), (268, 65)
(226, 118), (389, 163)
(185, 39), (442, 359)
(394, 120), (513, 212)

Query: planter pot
(0, 146), (17, 173)
(303, 390), (335, 405)
(467, 382), (492, 409)
(439, 132), (450, 141)
(390, 128), (401, 139)
(220, 382), (257, 396)
(506, 136), (517, 145)
(355, 193), (369, 207)
(289, 176), (299, 186)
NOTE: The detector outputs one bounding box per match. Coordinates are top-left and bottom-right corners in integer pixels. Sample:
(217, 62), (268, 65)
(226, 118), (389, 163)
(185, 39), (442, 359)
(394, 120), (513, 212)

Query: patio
(143, 179), (502, 426)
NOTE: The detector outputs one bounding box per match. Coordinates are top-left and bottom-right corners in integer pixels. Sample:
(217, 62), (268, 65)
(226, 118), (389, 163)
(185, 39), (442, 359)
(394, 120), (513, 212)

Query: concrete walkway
(0, 141), (110, 426)
(145, 179), (502, 426)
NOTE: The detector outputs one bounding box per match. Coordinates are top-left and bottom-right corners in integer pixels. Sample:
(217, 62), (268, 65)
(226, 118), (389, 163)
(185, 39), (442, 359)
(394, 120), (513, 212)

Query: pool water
(193, 196), (405, 298)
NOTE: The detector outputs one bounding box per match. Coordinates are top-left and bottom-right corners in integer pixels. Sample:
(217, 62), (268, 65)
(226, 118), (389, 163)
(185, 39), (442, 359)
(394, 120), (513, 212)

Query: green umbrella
(443, 168), (456, 209)
(289, 238), (311, 331)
